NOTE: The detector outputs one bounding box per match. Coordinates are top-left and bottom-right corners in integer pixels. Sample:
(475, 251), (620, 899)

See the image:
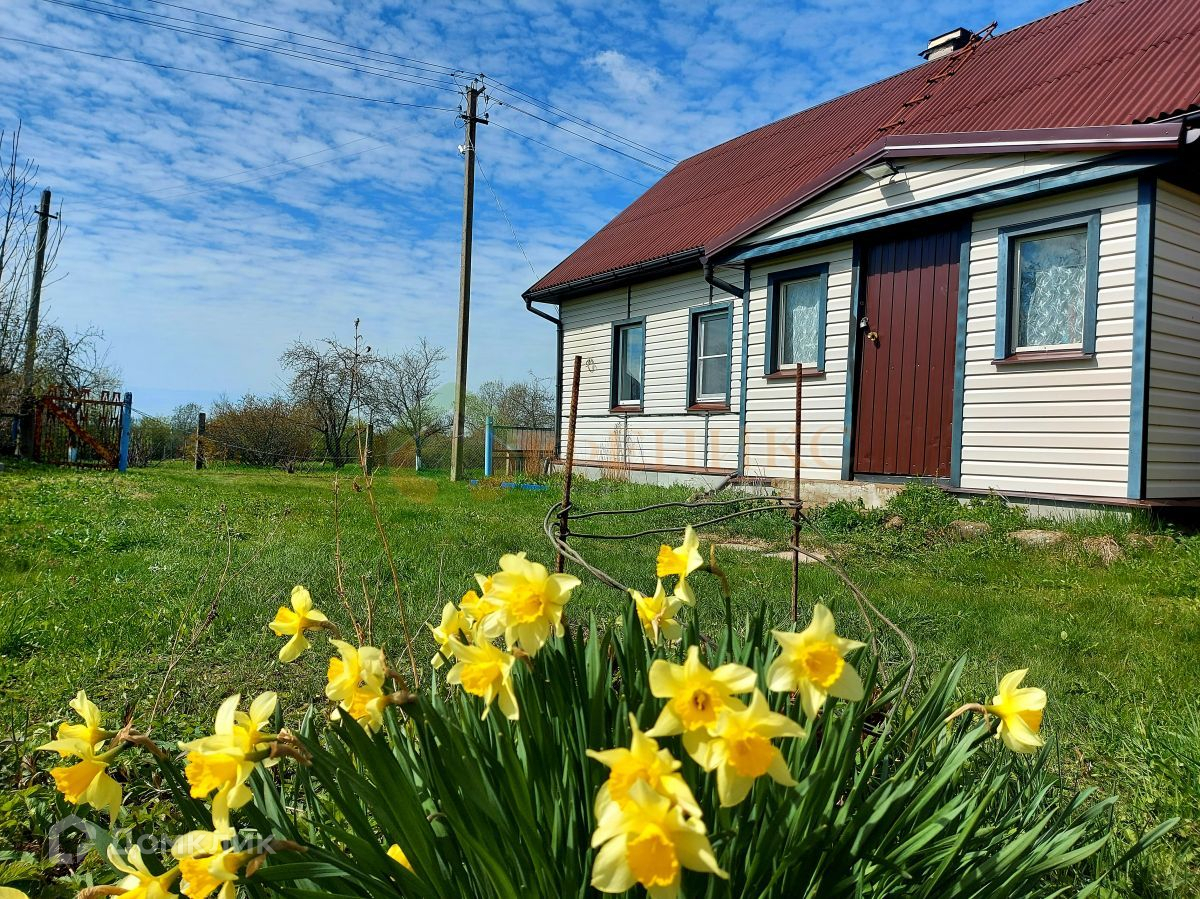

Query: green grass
(0, 462), (1197, 895)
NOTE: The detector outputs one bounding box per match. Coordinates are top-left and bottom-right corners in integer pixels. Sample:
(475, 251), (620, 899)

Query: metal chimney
(921, 27), (973, 61)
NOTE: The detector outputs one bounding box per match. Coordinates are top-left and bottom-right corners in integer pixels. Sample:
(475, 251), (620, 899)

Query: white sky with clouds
(0, 0), (1073, 414)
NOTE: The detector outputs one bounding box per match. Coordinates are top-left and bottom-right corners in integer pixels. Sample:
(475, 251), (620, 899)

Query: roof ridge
(905, 16), (1200, 134)
(671, 0), (1102, 172)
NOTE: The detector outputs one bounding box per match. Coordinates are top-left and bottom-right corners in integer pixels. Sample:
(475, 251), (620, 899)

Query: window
(689, 306), (731, 406)
(612, 320), (644, 408)
(996, 212), (1099, 359)
(765, 264), (829, 374)
(1013, 227), (1087, 349)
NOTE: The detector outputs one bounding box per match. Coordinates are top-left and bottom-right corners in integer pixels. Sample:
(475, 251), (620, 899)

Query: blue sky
(0, 0), (1074, 414)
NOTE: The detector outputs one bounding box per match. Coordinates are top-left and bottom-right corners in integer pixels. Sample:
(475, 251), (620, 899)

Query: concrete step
(771, 478), (905, 509)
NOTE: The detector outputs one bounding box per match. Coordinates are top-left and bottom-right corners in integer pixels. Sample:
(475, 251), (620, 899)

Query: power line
(38, 0), (461, 93)
(487, 80), (678, 167)
(139, 0), (462, 77)
(0, 35), (459, 111)
(37, 1), (677, 178)
(475, 152), (537, 277)
(489, 121), (650, 187)
(491, 100), (670, 173)
(95, 1), (676, 173)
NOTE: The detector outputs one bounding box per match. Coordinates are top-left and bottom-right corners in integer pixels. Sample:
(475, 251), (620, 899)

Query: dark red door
(852, 227), (961, 479)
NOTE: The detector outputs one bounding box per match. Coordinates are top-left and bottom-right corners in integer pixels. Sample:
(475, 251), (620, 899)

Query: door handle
(866, 330), (879, 342)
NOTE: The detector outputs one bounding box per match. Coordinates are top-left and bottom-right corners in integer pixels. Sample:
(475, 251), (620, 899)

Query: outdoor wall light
(862, 159), (899, 181)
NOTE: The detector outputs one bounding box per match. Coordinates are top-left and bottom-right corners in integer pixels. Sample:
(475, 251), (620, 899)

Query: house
(522, 0), (1200, 511)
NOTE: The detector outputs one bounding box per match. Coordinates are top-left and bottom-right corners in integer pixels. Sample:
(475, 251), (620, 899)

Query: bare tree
(368, 338), (448, 470)
(35, 323), (120, 394)
(466, 373), (554, 432)
(280, 321), (372, 468)
(0, 123), (65, 410)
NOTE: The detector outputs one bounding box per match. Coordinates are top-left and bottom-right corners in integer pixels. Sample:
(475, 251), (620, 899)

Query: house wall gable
(743, 152), (1105, 249)
(1146, 181), (1200, 500)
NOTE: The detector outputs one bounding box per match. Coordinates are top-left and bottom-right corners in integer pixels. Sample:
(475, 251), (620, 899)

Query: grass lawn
(1, 461), (1197, 896)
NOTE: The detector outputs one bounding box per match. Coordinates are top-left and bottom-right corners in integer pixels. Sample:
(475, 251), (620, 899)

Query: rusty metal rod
(557, 355), (582, 573)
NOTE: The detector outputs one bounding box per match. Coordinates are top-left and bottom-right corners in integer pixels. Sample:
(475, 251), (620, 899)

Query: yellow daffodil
(38, 691), (123, 822)
(445, 638), (519, 720)
(591, 781), (726, 898)
(325, 640), (390, 732)
(646, 647), (756, 759)
(630, 581), (683, 645)
(387, 843), (414, 872)
(767, 603), (865, 718)
(325, 640), (387, 702)
(986, 669), (1047, 754)
(268, 585), (329, 663)
(171, 816), (252, 899)
(587, 714), (700, 818)
(460, 583), (500, 626)
(478, 552), (580, 655)
(179, 692), (277, 819)
(106, 843), (181, 899)
(690, 690), (803, 806)
(656, 526), (703, 605)
(429, 601), (468, 669)
(0, 889), (29, 899)
(41, 738), (123, 823)
(51, 690), (110, 747)
(331, 681), (389, 733)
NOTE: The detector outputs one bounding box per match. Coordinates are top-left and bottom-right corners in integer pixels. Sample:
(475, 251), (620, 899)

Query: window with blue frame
(765, 264), (828, 374)
(689, 307), (731, 405)
(611, 320), (644, 408)
(996, 213), (1100, 358)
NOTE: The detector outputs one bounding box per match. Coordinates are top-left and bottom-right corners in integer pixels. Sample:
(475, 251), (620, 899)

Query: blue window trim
(686, 301), (733, 409)
(1128, 176), (1156, 500)
(765, 263), (829, 376)
(950, 223), (973, 488)
(994, 210), (1101, 359)
(840, 247), (861, 480)
(610, 317), (645, 411)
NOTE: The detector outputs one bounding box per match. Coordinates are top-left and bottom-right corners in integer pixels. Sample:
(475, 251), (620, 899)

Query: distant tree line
(131, 321), (554, 470)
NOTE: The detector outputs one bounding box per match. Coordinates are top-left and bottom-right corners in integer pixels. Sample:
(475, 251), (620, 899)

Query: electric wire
(492, 100), (670, 173)
(35, 1), (677, 178)
(139, 0), (462, 76)
(38, 0), (460, 92)
(475, 152), (537, 277)
(489, 121), (650, 187)
(0, 35), (459, 111)
(131, 0), (674, 169)
(487, 81), (678, 166)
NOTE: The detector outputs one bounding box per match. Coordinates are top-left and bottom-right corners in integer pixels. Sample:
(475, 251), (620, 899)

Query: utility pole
(449, 79), (486, 481)
(18, 189), (55, 458)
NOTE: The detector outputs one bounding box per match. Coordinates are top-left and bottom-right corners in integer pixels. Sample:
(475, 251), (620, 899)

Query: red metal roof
(527, 0), (1200, 297)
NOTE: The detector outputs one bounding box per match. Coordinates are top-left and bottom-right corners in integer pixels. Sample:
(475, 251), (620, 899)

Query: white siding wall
(558, 270), (742, 473)
(959, 181), (1139, 498)
(753, 153), (1101, 244)
(1146, 181), (1200, 499)
(742, 243), (854, 480)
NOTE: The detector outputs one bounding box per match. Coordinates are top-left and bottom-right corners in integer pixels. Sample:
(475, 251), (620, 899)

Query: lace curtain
(1015, 230), (1086, 349)
(781, 278), (821, 366)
